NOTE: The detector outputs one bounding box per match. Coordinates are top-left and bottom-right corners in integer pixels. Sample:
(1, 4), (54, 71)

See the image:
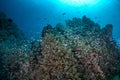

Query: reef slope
(0, 13), (120, 80)
(29, 16), (120, 80)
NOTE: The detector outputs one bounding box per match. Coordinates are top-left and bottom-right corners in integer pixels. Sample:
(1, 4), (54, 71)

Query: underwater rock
(66, 17), (83, 29)
(29, 16), (120, 80)
(41, 24), (53, 37)
(0, 12), (25, 42)
(101, 24), (113, 41)
(65, 16), (101, 37)
(0, 13), (120, 80)
(82, 15), (95, 28)
(0, 12), (27, 80)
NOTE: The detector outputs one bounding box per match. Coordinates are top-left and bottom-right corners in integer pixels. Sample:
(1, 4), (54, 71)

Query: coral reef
(0, 12), (25, 42)
(0, 12), (28, 80)
(29, 16), (120, 80)
(0, 12), (120, 80)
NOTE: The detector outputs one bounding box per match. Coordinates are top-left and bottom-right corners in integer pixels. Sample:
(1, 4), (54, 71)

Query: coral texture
(0, 12), (28, 80)
(29, 16), (120, 80)
(0, 12), (120, 80)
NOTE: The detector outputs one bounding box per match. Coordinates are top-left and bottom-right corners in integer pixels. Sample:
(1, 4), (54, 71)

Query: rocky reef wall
(29, 16), (120, 80)
(0, 13), (120, 80)
(0, 12), (28, 80)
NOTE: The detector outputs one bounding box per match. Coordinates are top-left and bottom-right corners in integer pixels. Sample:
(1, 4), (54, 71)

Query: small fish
(62, 12), (66, 15)
(8, 18), (13, 22)
(43, 18), (47, 20)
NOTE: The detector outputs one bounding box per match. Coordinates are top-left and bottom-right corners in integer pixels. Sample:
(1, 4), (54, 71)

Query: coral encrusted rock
(0, 12), (120, 80)
(29, 16), (120, 80)
(0, 12), (25, 42)
(0, 12), (27, 80)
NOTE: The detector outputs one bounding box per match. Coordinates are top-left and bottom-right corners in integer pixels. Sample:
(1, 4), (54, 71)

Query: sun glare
(60, 0), (101, 6)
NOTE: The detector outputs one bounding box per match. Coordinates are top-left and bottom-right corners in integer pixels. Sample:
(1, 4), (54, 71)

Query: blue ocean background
(0, 0), (120, 44)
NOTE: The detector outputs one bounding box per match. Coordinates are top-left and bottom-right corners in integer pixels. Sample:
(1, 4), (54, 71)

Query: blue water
(0, 0), (120, 46)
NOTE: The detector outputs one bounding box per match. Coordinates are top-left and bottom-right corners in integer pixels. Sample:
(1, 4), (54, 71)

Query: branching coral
(0, 12), (29, 80)
(0, 12), (120, 80)
(28, 16), (120, 80)
(29, 34), (79, 80)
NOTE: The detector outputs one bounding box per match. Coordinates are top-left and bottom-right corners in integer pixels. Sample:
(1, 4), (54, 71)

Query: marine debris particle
(0, 12), (120, 80)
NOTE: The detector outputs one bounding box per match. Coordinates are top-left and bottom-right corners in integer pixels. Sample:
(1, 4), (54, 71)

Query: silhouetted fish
(8, 18), (13, 22)
(62, 12), (66, 15)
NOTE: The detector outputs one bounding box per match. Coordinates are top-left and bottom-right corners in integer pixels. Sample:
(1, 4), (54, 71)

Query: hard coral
(0, 12), (120, 80)
(29, 34), (79, 80)
(0, 12), (28, 80)
(29, 16), (120, 80)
